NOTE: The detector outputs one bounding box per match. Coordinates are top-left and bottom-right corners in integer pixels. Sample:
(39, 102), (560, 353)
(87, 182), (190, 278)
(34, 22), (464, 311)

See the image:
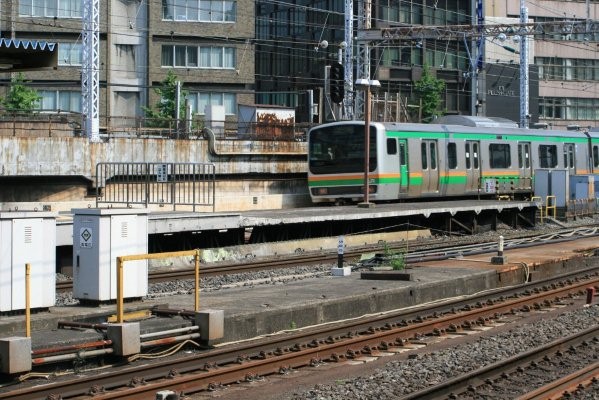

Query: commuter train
(307, 119), (599, 204)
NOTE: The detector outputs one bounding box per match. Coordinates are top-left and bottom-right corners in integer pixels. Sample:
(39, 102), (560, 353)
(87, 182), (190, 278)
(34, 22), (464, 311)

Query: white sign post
(337, 235), (344, 268)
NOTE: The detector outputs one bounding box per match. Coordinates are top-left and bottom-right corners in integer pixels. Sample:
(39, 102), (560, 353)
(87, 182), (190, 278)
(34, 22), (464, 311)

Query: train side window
(421, 143), (428, 169)
(429, 142), (437, 170)
(489, 143), (511, 168)
(473, 143), (479, 169)
(594, 146), (599, 168)
(465, 143), (471, 169)
(539, 144), (558, 168)
(447, 143), (457, 169)
(387, 138), (397, 155)
(525, 144), (530, 168)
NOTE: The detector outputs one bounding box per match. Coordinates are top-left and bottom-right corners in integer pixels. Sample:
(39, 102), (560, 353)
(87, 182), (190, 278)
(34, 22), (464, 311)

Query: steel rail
(6, 270), (599, 400)
(398, 326), (599, 400)
(515, 361), (599, 400)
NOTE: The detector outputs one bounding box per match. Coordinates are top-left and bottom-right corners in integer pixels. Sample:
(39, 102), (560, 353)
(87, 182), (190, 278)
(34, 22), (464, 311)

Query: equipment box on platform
(0, 212), (56, 312)
(72, 208), (148, 302)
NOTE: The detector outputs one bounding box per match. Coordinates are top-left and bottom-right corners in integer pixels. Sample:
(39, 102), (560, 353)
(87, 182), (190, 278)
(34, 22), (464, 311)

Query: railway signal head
(329, 62), (344, 104)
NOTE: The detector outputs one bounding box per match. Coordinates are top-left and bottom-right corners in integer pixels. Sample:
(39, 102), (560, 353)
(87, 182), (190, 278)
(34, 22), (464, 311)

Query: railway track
(401, 325), (599, 399)
(56, 225), (599, 292)
(7, 264), (599, 399)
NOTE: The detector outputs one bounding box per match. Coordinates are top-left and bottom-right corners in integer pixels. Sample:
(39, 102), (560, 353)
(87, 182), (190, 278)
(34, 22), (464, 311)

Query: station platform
(56, 199), (538, 246)
(1, 235), (596, 354)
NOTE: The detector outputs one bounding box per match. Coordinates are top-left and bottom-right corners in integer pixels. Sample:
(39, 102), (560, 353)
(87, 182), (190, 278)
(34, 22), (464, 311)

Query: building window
(37, 90), (81, 112)
(162, 0), (236, 22)
(186, 92), (236, 115)
(536, 57), (599, 81)
(540, 97), (599, 120)
(489, 143), (511, 169)
(539, 97), (565, 119)
(58, 43), (82, 66)
(162, 45), (235, 69)
(19, 0), (82, 18)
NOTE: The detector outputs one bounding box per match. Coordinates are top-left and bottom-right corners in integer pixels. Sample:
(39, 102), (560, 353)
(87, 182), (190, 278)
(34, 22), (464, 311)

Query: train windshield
(309, 124), (376, 174)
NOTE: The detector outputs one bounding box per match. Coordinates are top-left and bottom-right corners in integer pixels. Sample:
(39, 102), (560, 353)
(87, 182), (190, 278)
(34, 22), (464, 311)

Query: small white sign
(484, 179), (496, 194)
(79, 227), (93, 248)
(337, 235), (345, 255)
(156, 164), (168, 182)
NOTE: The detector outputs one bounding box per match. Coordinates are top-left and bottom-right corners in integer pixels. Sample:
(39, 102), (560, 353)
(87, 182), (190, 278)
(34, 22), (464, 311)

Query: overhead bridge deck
(56, 200), (539, 249)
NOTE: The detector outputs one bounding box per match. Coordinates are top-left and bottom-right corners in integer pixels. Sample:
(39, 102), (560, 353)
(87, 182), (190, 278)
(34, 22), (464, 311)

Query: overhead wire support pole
(519, 1), (529, 129)
(343, 0), (353, 120)
(82, 0), (100, 142)
(473, 0), (484, 116)
(354, 0), (371, 120)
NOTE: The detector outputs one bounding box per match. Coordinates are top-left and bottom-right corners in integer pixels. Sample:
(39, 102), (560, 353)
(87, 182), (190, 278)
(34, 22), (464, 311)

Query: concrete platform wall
(0, 136), (306, 178)
(0, 136), (308, 212)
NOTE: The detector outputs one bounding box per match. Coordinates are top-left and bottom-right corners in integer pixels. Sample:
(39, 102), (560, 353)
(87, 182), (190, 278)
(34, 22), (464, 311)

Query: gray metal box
(72, 208), (149, 301)
(533, 169), (569, 207)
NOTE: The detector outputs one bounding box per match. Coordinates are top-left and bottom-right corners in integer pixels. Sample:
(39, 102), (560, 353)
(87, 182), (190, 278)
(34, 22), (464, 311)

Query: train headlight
(317, 188), (328, 195)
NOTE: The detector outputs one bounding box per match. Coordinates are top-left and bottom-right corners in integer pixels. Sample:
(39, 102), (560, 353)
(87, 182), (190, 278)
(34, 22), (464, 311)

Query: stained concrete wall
(0, 136), (306, 178)
(0, 136), (309, 211)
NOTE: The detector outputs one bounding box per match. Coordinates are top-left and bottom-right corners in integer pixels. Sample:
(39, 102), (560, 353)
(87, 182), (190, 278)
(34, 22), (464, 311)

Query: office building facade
(0, 0), (255, 127)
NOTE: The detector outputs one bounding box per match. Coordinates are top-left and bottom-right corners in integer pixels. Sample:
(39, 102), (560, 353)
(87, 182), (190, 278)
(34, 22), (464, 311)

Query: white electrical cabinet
(72, 208), (149, 302)
(0, 212), (56, 312)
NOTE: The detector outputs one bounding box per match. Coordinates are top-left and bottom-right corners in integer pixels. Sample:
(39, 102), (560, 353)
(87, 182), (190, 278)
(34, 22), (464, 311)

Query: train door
(518, 142), (532, 190)
(563, 143), (576, 174)
(465, 141), (480, 192)
(421, 140), (439, 193)
(399, 139), (408, 194)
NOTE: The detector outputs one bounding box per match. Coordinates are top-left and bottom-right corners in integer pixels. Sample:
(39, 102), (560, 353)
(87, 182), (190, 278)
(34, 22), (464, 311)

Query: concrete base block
(0, 337), (31, 374)
(156, 390), (179, 400)
(491, 255), (508, 265)
(331, 267), (351, 276)
(194, 309), (224, 345)
(107, 322), (140, 357)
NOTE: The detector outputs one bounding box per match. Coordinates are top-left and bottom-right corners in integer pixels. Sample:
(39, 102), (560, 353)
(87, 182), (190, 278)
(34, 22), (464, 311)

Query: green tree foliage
(0, 73), (41, 113)
(414, 66), (446, 122)
(142, 70), (188, 127)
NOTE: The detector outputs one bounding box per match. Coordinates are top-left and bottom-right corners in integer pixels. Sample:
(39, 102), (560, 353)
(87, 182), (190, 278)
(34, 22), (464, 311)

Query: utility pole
(519, 0), (529, 128)
(82, 0), (100, 142)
